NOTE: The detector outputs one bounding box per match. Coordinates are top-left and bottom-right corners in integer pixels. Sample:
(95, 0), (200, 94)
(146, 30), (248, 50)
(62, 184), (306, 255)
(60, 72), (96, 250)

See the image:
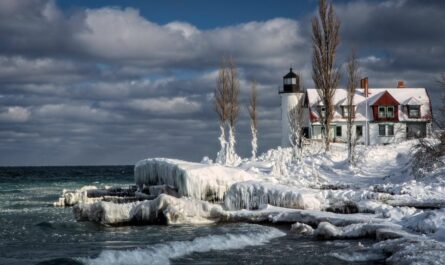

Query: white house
(280, 70), (433, 146)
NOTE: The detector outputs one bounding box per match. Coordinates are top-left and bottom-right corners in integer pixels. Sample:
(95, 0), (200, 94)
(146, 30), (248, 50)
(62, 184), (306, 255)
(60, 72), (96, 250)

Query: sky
(0, 0), (444, 166)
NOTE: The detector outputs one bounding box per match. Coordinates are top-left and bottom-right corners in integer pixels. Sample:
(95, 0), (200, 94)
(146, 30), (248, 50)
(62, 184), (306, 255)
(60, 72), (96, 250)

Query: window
(387, 106), (394, 118)
(284, 78), (297, 85)
(387, 125), (394, 136)
(408, 105), (420, 118)
(377, 106), (396, 119)
(379, 124), (395, 137)
(319, 106), (326, 117)
(336, 126), (342, 137)
(379, 124), (386, 136)
(378, 106), (386, 118)
(356, 125), (363, 137)
(342, 106), (355, 118)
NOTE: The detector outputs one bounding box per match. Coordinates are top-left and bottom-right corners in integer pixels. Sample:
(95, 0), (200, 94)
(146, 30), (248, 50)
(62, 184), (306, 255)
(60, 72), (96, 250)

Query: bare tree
(214, 58), (230, 164)
(346, 50), (359, 165)
(312, 0), (341, 151)
(248, 81), (258, 160)
(411, 73), (445, 178)
(227, 57), (241, 165)
(288, 100), (305, 161)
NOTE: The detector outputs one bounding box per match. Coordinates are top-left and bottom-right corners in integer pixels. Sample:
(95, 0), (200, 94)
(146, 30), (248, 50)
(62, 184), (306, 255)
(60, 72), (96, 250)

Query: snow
(134, 158), (256, 202)
(56, 138), (445, 264)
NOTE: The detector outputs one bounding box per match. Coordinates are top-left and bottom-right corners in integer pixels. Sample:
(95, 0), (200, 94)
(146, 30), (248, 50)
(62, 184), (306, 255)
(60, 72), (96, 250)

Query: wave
(80, 226), (285, 265)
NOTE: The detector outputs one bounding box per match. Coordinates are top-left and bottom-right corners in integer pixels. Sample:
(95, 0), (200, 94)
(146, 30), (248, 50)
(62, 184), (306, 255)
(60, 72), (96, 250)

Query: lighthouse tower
(280, 68), (306, 147)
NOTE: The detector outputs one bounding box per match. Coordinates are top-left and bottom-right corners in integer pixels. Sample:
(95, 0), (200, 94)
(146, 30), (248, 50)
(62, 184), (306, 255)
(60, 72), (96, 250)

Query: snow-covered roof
(306, 88), (432, 122)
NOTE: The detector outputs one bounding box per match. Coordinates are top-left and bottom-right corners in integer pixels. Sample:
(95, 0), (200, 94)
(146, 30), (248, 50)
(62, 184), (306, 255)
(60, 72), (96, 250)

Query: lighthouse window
(291, 78), (297, 85)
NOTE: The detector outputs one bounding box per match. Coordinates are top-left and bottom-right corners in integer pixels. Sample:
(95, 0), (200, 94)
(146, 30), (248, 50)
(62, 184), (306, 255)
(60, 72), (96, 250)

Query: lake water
(0, 166), (382, 265)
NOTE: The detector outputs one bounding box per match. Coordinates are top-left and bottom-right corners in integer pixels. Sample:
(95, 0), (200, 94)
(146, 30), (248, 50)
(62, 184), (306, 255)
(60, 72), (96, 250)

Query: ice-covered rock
(134, 158), (256, 202)
(290, 222), (314, 235)
(224, 181), (324, 211)
(54, 186), (99, 207)
(74, 194), (227, 225)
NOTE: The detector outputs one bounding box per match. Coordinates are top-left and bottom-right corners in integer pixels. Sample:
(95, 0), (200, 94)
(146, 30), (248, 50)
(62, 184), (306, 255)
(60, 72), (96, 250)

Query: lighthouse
(280, 68), (306, 147)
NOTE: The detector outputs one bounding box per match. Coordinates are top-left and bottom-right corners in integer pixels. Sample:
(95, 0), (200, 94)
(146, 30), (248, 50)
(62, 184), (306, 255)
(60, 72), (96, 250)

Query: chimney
(397, 80), (405, 88)
(361, 77), (369, 97)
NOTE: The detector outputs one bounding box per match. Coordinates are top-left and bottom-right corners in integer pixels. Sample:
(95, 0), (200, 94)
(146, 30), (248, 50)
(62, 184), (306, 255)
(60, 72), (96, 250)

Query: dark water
(0, 166), (382, 265)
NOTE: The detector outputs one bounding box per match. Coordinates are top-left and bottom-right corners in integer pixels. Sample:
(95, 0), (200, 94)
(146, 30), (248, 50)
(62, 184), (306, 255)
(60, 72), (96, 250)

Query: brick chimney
(397, 80), (405, 88)
(361, 77), (369, 97)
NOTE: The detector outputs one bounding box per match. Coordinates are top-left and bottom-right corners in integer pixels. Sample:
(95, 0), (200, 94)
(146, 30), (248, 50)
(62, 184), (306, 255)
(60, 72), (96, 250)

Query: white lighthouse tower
(280, 68), (306, 147)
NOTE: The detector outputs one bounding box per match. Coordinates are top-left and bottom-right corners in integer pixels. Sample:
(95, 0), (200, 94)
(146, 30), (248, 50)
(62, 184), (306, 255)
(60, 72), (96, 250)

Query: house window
(378, 124), (395, 137)
(387, 125), (394, 136)
(319, 106), (326, 118)
(356, 125), (363, 137)
(379, 124), (386, 136)
(377, 106), (396, 118)
(408, 105), (420, 118)
(342, 106), (355, 118)
(387, 106), (394, 118)
(336, 126), (342, 137)
(378, 106), (386, 118)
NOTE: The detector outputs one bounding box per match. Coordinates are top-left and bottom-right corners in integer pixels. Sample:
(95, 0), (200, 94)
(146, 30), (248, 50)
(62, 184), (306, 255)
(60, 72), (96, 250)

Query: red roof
(371, 91), (399, 106)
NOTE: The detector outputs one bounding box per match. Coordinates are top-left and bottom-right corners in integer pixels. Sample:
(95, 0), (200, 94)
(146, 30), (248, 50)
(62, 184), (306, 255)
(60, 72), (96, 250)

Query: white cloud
(131, 97), (201, 114)
(74, 7), (306, 68)
(35, 104), (119, 122)
(0, 107), (30, 122)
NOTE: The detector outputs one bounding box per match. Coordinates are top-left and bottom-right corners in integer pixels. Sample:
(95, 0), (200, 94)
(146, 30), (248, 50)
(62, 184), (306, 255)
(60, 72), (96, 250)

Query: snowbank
(134, 158), (256, 201)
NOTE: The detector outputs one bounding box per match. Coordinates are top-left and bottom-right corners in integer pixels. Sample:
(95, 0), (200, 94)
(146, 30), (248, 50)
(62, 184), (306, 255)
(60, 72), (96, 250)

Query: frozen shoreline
(55, 140), (445, 264)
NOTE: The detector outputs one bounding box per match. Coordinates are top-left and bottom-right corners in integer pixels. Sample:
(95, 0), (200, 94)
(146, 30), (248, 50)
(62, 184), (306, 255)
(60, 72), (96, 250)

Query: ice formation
(56, 139), (445, 264)
(74, 194), (227, 225)
(134, 158), (255, 201)
(53, 186), (98, 207)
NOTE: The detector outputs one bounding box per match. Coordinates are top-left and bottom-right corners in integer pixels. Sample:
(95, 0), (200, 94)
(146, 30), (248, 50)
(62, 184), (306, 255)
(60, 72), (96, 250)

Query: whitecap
(80, 226), (285, 265)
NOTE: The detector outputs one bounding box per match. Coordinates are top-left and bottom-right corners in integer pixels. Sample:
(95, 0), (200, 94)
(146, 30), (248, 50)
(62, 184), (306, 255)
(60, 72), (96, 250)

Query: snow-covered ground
(59, 139), (445, 264)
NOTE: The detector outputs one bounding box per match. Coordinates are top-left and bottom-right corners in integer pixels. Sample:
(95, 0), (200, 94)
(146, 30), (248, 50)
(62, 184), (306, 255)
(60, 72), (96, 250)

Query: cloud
(130, 97), (202, 114)
(0, 0), (443, 165)
(0, 107), (30, 122)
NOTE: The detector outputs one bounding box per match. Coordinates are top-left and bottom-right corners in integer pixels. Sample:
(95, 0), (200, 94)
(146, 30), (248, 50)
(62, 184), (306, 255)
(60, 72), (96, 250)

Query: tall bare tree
(226, 57), (240, 165)
(248, 81), (258, 160)
(214, 58), (230, 164)
(312, 0), (341, 151)
(346, 50), (359, 165)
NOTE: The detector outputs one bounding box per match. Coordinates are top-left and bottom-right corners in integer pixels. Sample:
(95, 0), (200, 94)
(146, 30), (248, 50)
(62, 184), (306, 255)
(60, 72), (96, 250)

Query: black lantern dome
(281, 68), (300, 93)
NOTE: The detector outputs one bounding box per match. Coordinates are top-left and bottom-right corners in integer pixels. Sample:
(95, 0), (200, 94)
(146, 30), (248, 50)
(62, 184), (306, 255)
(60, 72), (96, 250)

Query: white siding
(369, 123), (406, 145)
(280, 93), (305, 147)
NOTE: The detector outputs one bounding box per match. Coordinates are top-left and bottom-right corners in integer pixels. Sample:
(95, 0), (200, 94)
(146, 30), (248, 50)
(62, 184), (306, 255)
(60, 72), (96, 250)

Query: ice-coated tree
(346, 50), (359, 165)
(248, 81), (258, 160)
(312, 0), (341, 151)
(288, 101), (305, 161)
(214, 57), (240, 166)
(214, 58), (230, 165)
(226, 57), (241, 165)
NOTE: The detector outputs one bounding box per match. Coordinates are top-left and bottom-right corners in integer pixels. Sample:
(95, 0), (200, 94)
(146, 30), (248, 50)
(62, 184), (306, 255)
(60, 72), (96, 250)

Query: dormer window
(319, 106), (326, 117)
(407, 105), (420, 118)
(341, 105), (355, 118)
(378, 106), (395, 118)
(387, 106), (394, 118)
